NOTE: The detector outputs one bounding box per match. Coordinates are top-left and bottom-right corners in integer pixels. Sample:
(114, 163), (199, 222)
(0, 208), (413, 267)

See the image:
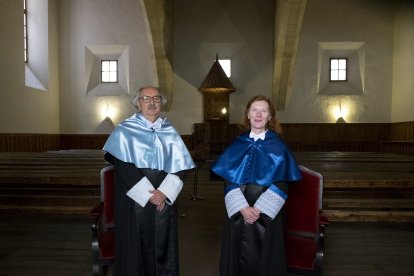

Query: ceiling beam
(142, 0), (174, 110)
(272, 0), (307, 111)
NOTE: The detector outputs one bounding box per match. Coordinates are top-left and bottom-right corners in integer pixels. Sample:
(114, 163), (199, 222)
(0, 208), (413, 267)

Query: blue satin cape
(211, 130), (301, 186)
(103, 113), (195, 173)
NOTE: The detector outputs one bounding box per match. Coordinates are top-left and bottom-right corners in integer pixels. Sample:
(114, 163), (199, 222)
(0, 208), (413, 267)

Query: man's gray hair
(131, 86), (167, 110)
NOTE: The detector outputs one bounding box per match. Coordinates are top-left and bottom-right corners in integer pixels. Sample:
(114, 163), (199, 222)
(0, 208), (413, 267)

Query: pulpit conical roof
(198, 54), (235, 93)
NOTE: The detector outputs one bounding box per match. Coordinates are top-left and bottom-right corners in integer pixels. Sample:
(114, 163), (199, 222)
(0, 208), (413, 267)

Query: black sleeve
(173, 169), (191, 180)
(104, 152), (115, 164)
(107, 154), (146, 193)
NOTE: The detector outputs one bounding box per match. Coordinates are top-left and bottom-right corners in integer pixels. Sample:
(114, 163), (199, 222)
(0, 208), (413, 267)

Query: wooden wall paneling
(59, 134), (109, 150)
(0, 134), (60, 152)
(380, 141), (414, 156)
(208, 119), (230, 153)
(390, 121), (414, 141)
(0, 121), (412, 153)
(281, 123), (390, 142)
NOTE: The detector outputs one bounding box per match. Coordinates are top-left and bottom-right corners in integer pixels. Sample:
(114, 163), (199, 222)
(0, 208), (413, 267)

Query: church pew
(293, 151), (414, 222)
(0, 150), (413, 221)
(0, 150), (108, 215)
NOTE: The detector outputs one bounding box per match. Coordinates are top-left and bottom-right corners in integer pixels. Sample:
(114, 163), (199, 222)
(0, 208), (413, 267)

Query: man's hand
(149, 189), (167, 211)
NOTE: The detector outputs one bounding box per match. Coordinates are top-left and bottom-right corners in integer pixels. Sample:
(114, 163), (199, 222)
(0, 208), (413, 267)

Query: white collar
(140, 114), (163, 130)
(249, 130), (267, 141)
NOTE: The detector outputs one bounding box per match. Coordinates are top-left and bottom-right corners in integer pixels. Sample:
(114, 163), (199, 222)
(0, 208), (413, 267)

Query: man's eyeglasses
(138, 95), (162, 103)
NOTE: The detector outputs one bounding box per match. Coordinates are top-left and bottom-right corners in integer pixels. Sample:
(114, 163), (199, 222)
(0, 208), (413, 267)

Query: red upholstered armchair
(90, 165), (115, 275)
(284, 165), (329, 276)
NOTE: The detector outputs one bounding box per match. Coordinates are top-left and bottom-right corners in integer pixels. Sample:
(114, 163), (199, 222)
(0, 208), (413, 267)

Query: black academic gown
(106, 153), (183, 276)
(211, 131), (301, 276)
(219, 183), (288, 276)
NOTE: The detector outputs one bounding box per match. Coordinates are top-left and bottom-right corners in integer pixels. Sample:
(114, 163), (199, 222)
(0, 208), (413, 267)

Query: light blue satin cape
(103, 113), (195, 173)
(211, 130), (301, 186)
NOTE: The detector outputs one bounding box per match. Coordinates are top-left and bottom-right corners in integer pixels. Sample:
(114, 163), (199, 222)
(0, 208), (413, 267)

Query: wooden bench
(294, 151), (414, 222)
(0, 150), (108, 214)
(1, 150), (413, 222)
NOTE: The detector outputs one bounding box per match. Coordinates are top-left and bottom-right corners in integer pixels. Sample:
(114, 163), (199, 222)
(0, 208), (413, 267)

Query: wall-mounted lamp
(336, 116), (346, 123)
(99, 100), (117, 122)
(221, 107), (227, 115)
(336, 101), (346, 123)
(104, 103), (111, 121)
(332, 100), (348, 123)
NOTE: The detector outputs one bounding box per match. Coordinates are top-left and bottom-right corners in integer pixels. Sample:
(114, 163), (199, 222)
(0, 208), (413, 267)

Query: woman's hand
(149, 189), (167, 211)
(240, 206), (261, 224)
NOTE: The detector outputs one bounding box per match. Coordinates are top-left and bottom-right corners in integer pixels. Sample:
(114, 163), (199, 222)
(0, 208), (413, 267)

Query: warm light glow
(329, 100), (351, 123)
(221, 107), (227, 114)
(99, 100), (117, 121)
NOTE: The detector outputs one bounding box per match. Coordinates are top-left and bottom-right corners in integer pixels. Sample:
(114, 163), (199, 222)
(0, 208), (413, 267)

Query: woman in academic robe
(211, 95), (302, 276)
(103, 86), (195, 276)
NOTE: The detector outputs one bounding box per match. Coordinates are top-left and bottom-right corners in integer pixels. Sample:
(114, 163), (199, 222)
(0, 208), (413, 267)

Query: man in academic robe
(103, 86), (195, 276)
